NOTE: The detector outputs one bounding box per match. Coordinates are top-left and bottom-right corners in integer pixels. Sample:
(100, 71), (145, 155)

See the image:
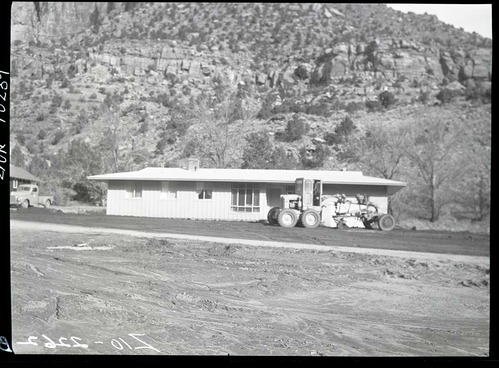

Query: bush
(345, 101), (365, 114)
(299, 144), (330, 169)
(16, 132), (26, 145)
(378, 90), (397, 109)
(37, 129), (47, 140)
(51, 94), (63, 108)
(138, 120), (149, 134)
(280, 115), (310, 142)
(365, 99), (383, 112)
(323, 116), (356, 145)
(436, 88), (460, 104)
(418, 90), (431, 104)
(52, 130), (65, 145)
(306, 102), (330, 117)
(36, 112), (46, 122)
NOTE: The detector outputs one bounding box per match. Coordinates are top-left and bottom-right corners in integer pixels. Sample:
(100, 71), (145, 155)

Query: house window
(12, 180), (18, 189)
(231, 183), (260, 212)
(126, 182), (142, 198)
(160, 181), (177, 200)
(285, 185), (295, 194)
(196, 183), (212, 200)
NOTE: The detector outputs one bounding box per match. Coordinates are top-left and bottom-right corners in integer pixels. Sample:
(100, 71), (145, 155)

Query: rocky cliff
(11, 2), (491, 97)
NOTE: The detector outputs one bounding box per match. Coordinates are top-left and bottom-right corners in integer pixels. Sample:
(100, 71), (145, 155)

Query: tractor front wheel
(378, 214), (396, 231)
(278, 209), (298, 228)
(267, 207), (280, 226)
(301, 209), (320, 228)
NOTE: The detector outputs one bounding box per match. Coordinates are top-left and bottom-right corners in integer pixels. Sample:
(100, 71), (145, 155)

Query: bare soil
(10, 218), (490, 356)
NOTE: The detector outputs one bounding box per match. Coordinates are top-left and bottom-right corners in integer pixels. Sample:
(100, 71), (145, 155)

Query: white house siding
(107, 180), (267, 221)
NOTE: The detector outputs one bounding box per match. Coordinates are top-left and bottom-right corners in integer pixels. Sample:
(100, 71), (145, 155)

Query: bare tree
(403, 115), (466, 222)
(342, 122), (409, 215)
(181, 92), (256, 168)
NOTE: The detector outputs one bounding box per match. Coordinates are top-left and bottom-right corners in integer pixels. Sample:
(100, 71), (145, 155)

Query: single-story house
(9, 165), (40, 192)
(88, 159), (406, 222)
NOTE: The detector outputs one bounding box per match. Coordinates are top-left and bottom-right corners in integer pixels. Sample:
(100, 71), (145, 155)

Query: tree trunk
(429, 175), (438, 222)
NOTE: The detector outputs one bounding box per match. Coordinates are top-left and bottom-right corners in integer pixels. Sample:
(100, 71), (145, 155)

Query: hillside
(9, 2), (491, 226)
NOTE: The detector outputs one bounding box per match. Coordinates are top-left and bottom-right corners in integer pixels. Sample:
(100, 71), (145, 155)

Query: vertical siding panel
(260, 184), (267, 221)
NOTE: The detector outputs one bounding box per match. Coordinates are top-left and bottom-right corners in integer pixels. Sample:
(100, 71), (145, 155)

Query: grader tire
(267, 207), (280, 226)
(378, 214), (396, 231)
(300, 209), (320, 228)
(278, 209), (298, 228)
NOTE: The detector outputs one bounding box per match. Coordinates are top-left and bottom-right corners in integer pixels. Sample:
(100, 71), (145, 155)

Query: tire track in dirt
(10, 225), (489, 356)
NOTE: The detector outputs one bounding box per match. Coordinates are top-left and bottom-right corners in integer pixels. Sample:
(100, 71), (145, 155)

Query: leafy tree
(10, 145), (26, 168)
(241, 131), (297, 169)
(241, 132), (274, 169)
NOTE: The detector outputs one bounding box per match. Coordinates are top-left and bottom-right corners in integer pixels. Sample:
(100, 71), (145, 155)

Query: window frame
(160, 181), (177, 200)
(231, 183), (260, 213)
(126, 181), (143, 199)
(196, 182), (213, 200)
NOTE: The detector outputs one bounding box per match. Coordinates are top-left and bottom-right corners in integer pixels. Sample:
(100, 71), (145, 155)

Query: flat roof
(88, 167), (406, 195)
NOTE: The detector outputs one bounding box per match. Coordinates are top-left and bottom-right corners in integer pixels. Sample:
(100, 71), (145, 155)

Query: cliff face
(11, 2), (491, 93)
(11, 2), (110, 42)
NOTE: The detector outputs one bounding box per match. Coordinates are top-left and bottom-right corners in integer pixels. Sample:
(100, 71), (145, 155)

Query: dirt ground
(10, 221), (489, 356)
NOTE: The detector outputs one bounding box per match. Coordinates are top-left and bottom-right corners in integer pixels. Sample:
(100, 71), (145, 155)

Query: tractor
(267, 178), (396, 231)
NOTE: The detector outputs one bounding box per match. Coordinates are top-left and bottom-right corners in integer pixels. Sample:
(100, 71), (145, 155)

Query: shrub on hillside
(365, 99), (383, 112)
(299, 144), (331, 169)
(51, 130), (65, 145)
(378, 90), (397, 109)
(37, 129), (47, 140)
(345, 101), (365, 114)
(436, 88), (461, 104)
(279, 115), (310, 142)
(323, 116), (357, 146)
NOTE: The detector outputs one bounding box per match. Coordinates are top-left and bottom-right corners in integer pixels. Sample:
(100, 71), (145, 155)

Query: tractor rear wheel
(267, 207), (280, 225)
(300, 209), (320, 228)
(278, 209), (298, 228)
(378, 214), (396, 231)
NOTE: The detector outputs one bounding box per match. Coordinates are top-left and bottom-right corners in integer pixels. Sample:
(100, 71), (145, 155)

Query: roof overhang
(88, 168), (407, 196)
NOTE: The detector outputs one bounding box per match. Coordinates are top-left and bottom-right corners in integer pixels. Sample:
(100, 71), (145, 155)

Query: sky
(386, 4), (492, 39)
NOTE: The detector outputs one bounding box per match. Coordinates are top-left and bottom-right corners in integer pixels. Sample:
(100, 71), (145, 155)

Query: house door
(267, 188), (282, 209)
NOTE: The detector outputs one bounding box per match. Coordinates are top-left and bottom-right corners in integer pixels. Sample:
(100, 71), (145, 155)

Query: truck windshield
(17, 186), (32, 191)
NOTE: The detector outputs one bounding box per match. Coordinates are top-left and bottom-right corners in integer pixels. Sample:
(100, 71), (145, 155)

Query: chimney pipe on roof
(187, 158), (200, 171)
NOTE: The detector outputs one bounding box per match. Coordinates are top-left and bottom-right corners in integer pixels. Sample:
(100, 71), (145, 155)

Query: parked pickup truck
(10, 184), (54, 208)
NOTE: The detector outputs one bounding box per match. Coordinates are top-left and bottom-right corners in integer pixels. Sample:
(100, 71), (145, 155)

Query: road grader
(267, 178), (396, 231)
